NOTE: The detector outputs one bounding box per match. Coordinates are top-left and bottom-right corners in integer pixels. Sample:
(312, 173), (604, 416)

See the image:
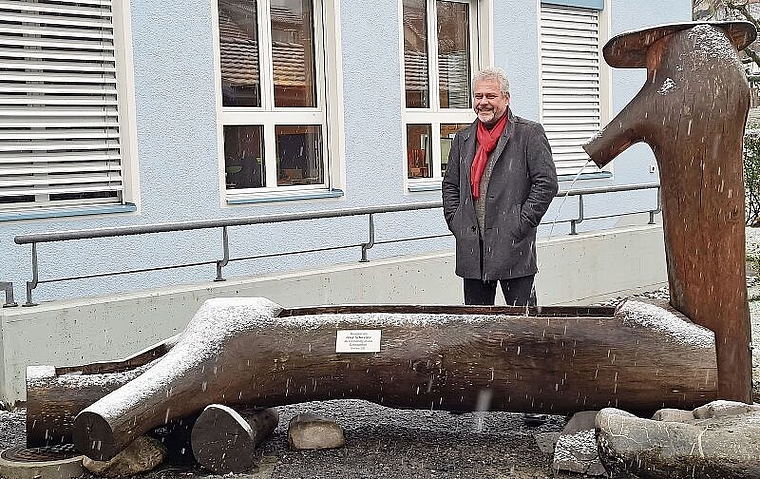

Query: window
(401, 0), (479, 187)
(217, 0), (335, 200)
(539, 2), (607, 178)
(0, 0), (134, 214)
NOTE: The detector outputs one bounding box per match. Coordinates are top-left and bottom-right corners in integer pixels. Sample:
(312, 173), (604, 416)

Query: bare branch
(746, 46), (760, 67)
(723, 0), (760, 28)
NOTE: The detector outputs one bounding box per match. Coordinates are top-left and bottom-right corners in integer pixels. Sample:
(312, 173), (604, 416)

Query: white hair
(473, 67), (510, 95)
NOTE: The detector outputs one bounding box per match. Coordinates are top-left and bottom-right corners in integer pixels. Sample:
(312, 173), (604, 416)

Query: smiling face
(473, 78), (509, 126)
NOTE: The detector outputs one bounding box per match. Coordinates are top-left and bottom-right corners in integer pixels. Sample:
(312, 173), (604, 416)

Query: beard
(477, 109), (496, 124)
(477, 107), (505, 126)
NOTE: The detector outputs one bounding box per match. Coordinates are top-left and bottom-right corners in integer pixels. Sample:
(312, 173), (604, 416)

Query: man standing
(442, 67), (558, 306)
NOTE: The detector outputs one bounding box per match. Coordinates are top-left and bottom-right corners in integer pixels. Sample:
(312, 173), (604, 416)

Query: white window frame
(213, 0), (344, 204)
(539, 2), (611, 180)
(400, 0), (489, 192)
(114, 0), (139, 208)
(0, 0), (139, 218)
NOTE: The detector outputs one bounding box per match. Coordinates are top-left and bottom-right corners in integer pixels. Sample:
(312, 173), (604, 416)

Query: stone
(596, 401), (760, 478)
(651, 408), (695, 423)
(288, 413), (345, 450)
(82, 436), (166, 477)
(533, 432), (561, 454)
(692, 399), (760, 419)
(552, 411), (606, 476)
(562, 411), (598, 435)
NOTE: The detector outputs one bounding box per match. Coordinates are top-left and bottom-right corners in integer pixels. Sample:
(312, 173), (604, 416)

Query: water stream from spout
(529, 159), (593, 309)
(547, 159), (593, 242)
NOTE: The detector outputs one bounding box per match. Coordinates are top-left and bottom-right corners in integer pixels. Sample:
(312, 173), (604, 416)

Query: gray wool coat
(442, 109), (558, 281)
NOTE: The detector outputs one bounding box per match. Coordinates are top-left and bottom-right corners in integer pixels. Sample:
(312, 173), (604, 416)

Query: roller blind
(0, 0), (123, 210)
(540, 4), (602, 177)
(541, 0), (603, 10)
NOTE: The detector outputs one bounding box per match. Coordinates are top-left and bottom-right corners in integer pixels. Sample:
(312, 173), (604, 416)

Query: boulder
(692, 399), (760, 419)
(650, 408), (694, 423)
(288, 413), (345, 450)
(596, 401), (760, 478)
(533, 432), (561, 454)
(82, 436), (166, 477)
(552, 411), (606, 476)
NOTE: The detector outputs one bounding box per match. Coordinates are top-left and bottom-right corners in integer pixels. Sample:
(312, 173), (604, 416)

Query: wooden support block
(190, 405), (278, 474)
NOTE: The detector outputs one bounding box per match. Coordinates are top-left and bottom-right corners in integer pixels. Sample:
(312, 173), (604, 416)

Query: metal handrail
(10, 183), (661, 306)
(555, 182), (662, 234)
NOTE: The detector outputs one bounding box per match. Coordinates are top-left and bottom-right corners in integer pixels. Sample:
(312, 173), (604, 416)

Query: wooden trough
(45, 297), (720, 461)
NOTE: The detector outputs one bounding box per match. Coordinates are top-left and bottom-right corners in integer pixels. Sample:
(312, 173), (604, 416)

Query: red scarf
(471, 113), (508, 199)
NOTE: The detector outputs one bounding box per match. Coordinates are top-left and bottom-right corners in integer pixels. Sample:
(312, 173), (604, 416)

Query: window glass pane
(407, 124), (432, 179)
(272, 0), (317, 107)
(218, 0), (261, 107)
(276, 125), (323, 185)
(51, 191), (119, 201)
(440, 123), (469, 176)
(437, 0), (471, 109)
(224, 125), (265, 189)
(0, 195), (33, 204)
(403, 0), (429, 108)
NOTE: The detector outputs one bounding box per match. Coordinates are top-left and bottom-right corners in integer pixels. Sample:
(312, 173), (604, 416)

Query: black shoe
(523, 413), (548, 426)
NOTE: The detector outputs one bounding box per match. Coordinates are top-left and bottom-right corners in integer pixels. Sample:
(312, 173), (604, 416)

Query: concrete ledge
(0, 225), (666, 404)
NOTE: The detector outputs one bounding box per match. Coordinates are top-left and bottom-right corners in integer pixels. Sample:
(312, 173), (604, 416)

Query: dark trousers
(463, 275), (537, 306)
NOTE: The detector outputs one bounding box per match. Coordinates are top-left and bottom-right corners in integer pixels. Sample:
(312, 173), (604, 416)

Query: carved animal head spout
(584, 21), (755, 167)
(583, 21), (757, 403)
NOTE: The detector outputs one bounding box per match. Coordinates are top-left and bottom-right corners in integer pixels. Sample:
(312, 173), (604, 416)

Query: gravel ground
(3, 230), (760, 479)
(0, 404), (572, 479)
(247, 402), (570, 479)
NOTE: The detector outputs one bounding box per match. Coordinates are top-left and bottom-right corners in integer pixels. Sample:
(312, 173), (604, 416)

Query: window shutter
(540, 4), (602, 177)
(0, 0), (123, 210)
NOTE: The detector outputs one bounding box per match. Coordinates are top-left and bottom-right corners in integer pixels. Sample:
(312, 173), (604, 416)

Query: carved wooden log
(191, 405), (279, 473)
(583, 21), (757, 403)
(25, 335), (177, 446)
(73, 297), (718, 461)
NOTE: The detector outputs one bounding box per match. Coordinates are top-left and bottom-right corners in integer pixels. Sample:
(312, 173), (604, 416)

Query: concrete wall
(1, 224), (666, 404)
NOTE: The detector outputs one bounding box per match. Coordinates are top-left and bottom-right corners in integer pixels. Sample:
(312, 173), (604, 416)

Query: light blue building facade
(0, 0), (691, 304)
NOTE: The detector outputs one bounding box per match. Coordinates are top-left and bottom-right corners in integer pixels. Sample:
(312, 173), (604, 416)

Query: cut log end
(191, 405), (278, 474)
(73, 411), (120, 462)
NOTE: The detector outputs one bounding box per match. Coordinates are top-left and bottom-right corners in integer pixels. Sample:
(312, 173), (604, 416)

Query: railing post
(24, 242), (39, 306)
(649, 187), (662, 224)
(570, 195), (585, 235)
(360, 214), (375, 262)
(1, 282), (17, 308)
(215, 226), (230, 282)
